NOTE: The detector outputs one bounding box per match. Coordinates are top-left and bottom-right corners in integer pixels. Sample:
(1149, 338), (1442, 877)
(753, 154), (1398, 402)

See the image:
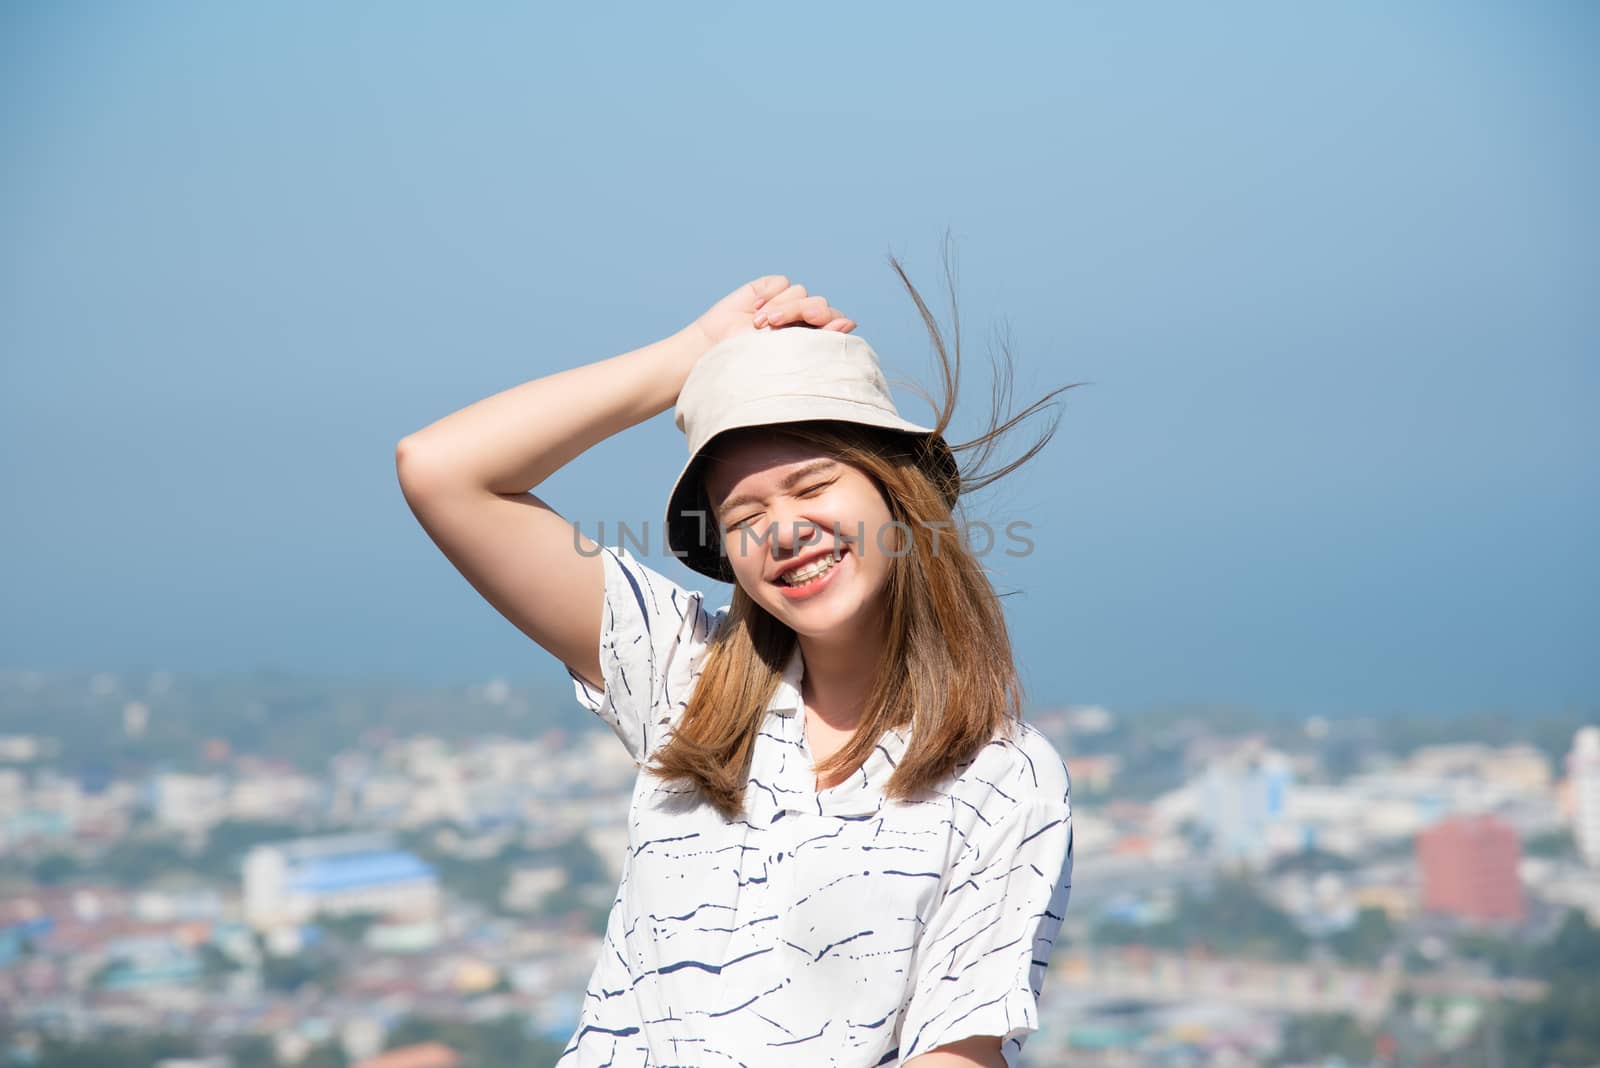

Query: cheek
(856, 525), (906, 568)
(843, 496), (898, 559)
(723, 531), (766, 578)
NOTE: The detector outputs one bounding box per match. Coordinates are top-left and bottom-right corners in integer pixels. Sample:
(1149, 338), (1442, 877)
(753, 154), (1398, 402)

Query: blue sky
(2, 1), (1594, 719)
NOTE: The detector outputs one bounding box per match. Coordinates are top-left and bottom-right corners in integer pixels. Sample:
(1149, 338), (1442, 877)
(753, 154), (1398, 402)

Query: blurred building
(152, 773), (227, 834)
(228, 768), (321, 823)
(243, 833), (439, 931)
(1197, 741), (1292, 869)
(1408, 743), (1552, 794)
(1568, 726), (1600, 867)
(354, 1043), (461, 1068)
(1064, 753), (1121, 794)
(1416, 814), (1524, 923)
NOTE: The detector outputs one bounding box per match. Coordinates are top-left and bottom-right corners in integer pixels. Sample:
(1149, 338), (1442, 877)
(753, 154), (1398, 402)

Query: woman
(396, 264), (1077, 1068)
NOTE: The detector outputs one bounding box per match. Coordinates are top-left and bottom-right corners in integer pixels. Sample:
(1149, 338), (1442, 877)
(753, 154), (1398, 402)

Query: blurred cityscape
(0, 668), (1596, 1068)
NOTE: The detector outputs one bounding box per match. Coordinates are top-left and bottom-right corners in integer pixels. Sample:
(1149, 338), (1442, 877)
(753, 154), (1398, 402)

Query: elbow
(394, 432), (423, 471)
(395, 434), (446, 500)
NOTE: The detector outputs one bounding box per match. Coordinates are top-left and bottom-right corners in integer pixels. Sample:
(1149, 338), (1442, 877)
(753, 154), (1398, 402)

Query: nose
(767, 501), (827, 560)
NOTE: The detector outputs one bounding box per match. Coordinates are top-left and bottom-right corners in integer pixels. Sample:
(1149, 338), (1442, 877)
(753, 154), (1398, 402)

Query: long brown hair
(646, 241), (1086, 821)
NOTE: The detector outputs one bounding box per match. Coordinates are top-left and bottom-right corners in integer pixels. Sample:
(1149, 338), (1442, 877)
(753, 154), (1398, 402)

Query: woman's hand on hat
(689, 275), (856, 351)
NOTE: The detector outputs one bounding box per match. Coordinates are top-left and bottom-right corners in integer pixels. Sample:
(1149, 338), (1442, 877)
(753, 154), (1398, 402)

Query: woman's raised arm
(393, 276), (854, 690)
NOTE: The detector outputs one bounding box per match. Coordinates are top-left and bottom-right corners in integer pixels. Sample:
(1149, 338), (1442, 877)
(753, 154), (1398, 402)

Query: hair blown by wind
(644, 241), (1088, 821)
(886, 234), (1085, 502)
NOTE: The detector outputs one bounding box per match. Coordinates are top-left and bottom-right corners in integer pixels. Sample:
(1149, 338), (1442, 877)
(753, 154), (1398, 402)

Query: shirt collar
(767, 643), (805, 716)
(751, 643), (913, 820)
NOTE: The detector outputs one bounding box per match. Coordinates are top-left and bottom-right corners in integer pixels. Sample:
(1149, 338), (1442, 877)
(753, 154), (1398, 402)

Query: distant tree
(1498, 911), (1600, 1067)
(1092, 915), (1183, 952)
(1503, 982), (1600, 1067)
(29, 1033), (198, 1068)
(1181, 877), (1310, 960)
(1093, 876), (1309, 961)
(1454, 928), (1530, 977)
(195, 819), (307, 879)
(260, 948), (339, 993)
(1268, 847), (1358, 877)
(94, 836), (196, 886)
(1325, 906), (1397, 966)
(32, 852), (81, 885)
(224, 1034), (279, 1068)
(1274, 1013), (1373, 1066)
(297, 1041), (348, 1068)
(1522, 828), (1576, 859)
(398, 826), (611, 920)
(199, 941), (242, 978)
(86, 960), (119, 990)
(316, 909), (386, 945)
(1530, 909), (1600, 978)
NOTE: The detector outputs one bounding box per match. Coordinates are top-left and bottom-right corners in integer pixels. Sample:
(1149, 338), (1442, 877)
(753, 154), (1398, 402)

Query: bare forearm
(396, 325), (709, 495)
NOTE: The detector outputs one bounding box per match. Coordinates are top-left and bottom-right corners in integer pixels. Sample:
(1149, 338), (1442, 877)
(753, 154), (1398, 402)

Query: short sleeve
(566, 543), (724, 765)
(898, 796), (1075, 1067)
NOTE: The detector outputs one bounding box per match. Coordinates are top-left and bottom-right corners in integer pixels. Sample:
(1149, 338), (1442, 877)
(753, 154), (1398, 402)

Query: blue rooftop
(286, 850), (436, 894)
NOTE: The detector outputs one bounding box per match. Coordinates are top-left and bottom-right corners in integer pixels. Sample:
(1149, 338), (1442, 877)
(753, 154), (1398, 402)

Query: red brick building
(355, 1043), (461, 1068)
(1416, 814), (1525, 923)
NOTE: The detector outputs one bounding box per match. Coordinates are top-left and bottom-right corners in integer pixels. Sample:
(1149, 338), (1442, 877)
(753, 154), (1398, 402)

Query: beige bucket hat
(665, 326), (960, 582)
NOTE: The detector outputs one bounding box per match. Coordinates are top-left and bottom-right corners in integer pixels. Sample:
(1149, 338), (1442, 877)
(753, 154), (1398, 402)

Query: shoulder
(943, 718), (1072, 830)
(599, 544), (728, 642)
(578, 543), (728, 764)
(602, 543), (698, 613)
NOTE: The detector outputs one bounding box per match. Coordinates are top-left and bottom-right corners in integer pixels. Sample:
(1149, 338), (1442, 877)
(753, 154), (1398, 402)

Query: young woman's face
(704, 434), (896, 638)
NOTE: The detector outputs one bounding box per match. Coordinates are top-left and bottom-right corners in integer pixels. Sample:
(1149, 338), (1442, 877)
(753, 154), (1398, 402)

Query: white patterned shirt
(557, 544), (1074, 1068)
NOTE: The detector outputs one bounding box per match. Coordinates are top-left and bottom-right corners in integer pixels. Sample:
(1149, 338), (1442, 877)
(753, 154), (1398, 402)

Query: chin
(782, 604), (862, 639)
(769, 588), (886, 639)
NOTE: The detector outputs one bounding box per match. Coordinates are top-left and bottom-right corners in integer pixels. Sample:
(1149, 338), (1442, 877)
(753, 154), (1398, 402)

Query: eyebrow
(718, 459), (840, 517)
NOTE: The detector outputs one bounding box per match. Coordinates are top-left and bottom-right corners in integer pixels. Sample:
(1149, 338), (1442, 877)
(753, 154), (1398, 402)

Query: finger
(822, 318), (856, 333)
(748, 275), (790, 309)
(794, 296), (840, 325)
(812, 302), (847, 326)
(754, 288), (814, 327)
(765, 284), (808, 312)
(762, 294), (831, 328)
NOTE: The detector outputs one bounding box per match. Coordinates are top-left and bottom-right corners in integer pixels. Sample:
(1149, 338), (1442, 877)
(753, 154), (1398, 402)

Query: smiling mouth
(773, 547), (849, 589)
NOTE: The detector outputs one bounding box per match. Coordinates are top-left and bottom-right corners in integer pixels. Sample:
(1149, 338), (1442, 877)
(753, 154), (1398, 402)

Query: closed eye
(725, 481), (835, 532)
